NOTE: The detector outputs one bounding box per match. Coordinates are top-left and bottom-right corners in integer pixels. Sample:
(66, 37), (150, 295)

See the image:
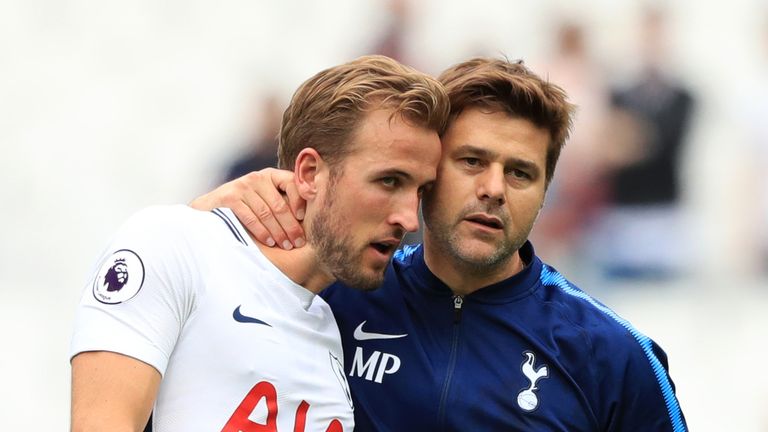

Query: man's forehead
(367, 149), (439, 172)
(446, 109), (548, 147)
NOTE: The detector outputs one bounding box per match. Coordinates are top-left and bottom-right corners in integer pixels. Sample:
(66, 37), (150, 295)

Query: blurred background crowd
(1, 0), (766, 429)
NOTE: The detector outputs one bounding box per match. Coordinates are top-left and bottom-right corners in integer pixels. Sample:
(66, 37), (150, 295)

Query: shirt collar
(403, 241), (542, 303)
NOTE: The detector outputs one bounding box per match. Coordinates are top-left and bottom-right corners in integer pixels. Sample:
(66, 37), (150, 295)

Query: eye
(462, 157), (482, 168)
(507, 169), (531, 180)
(380, 177), (399, 188)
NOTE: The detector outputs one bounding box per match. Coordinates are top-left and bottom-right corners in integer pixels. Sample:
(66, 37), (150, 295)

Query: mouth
(369, 238), (400, 257)
(464, 214), (504, 230)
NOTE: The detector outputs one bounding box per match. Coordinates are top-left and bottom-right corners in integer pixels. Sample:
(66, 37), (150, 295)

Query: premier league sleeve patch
(92, 249), (145, 304)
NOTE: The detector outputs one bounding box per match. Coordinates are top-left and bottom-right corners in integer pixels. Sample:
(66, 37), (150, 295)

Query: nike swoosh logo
(233, 305), (271, 326)
(353, 320), (407, 341)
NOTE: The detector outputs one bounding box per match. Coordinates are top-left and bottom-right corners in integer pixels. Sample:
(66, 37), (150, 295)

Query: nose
(477, 165), (506, 206)
(388, 191), (421, 233)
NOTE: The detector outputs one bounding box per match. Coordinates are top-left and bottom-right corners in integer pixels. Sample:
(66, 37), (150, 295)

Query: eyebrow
(452, 144), (498, 160)
(376, 168), (415, 182)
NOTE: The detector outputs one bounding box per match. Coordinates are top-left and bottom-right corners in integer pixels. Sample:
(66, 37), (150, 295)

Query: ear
(294, 148), (327, 200)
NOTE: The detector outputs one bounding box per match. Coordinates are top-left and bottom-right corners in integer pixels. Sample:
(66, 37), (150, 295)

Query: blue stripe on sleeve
(540, 265), (687, 432)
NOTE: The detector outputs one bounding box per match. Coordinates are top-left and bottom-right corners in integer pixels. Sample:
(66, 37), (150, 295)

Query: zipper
(438, 295), (464, 428)
(453, 295), (464, 323)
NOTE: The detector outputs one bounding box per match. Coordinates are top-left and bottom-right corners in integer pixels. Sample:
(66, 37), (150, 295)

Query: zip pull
(453, 295), (464, 323)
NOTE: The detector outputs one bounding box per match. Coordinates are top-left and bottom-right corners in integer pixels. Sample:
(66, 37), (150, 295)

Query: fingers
(189, 170), (306, 249)
(260, 169), (306, 247)
(190, 180), (281, 247)
(262, 191), (304, 249)
(275, 172), (306, 222)
(228, 173), (296, 249)
(231, 186), (282, 248)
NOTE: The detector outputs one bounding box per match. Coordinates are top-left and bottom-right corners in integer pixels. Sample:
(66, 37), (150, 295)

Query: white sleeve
(70, 205), (200, 376)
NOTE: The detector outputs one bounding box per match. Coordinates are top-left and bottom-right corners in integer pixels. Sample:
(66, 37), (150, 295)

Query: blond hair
(279, 55), (450, 170)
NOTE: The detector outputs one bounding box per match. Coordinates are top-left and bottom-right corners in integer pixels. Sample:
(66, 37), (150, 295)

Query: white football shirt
(71, 205), (354, 431)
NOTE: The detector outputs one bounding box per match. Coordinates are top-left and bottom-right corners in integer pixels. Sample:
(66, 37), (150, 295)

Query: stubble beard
(308, 188), (385, 292)
(423, 203), (532, 275)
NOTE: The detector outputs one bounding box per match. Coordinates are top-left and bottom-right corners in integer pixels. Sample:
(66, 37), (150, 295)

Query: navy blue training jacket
(321, 242), (687, 431)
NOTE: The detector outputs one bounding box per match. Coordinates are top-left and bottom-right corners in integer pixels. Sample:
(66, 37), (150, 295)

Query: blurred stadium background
(1, 0), (767, 429)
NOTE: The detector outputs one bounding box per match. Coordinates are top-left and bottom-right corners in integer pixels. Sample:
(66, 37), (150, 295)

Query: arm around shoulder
(189, 169), (306, 249)
(71, 351), (161, 432)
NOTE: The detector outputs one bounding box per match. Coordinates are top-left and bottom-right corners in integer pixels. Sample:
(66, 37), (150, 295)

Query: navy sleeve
(605, 339), (687, 432)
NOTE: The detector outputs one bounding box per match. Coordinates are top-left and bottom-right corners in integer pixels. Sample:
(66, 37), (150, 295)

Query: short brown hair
(438, 58), (575, 186)
(278, 55), (450, 170)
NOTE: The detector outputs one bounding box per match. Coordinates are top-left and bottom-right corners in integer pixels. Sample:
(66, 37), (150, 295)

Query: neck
(422, 236), (526, 297)
(256, 242), (334, 294)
